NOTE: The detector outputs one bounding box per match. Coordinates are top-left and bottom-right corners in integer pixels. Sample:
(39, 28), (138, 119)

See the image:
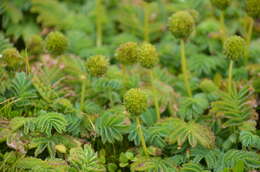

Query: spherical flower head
(210, 0), (230, 10)
(45, 31), (68, 55)
(26, 34), (43, 55)
(168, 11), (195, 39)
(137, 42), (159, 68)
(86, 55), (109, 77)
(115, 42), (138, 65)
(223, 36), (246, 61)
(246, 0), (260, 18)
(124, 88), (148, 116)
(2, 48), (23, 68)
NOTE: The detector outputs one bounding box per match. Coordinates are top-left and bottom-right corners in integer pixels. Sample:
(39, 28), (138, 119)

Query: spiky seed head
(223, 36), (246, 61)
(26, 34), (43, 55)
(246, 0), (260, 18)
(86, 55), (109, 77)
(137, 42), (159, 68)
(115, 42), (139, 65)
(210, 0), (230, 10)
(124, 88), (148, 116)
(2, 48), (23, 68)
(45, 31), (68, 55)
(168, 11), (195, 39)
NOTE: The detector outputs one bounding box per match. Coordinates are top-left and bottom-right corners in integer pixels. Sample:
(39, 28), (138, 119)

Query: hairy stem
(180, 39), (192, 97)
(149, 70), (160, 120)
(143, 2), (150, 42)
(220, 11), (227, 44)
(96, 0), (103, 47)
(136, 117), (148, 156)
(24, 48), (31, 74)
(228, 60), (233, 93)
(80, 77), (86, 111)
(246, 17), (254, 46)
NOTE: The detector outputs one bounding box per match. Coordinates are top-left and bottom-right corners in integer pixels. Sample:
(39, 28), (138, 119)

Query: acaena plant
(245, 0), (260, 45)
(137, 42), (161, 120)
(210, 0), (230, 44)
(223, 35), (246, 92)
(124, 88), (148, 156)
(168, 10), (195, 97)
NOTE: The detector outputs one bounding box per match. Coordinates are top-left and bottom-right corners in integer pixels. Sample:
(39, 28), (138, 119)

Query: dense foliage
(0, 0), (260, 171)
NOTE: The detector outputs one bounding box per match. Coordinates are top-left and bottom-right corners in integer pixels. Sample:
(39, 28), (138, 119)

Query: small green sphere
(168, 11), (195, 39)
(210, 0), (230, 10)
(2, 48), (23, 68)
(246, 0), (260, 18)
(124, 88), (148, 116)
(115, 42), (138, 65)
(223, 36), (246, 61)
(200, 79), (218, 93)
(26, 34), (43, 55)
(45, 31), (68, 55)
(86, 55), (109, 77)
(137, 43), (159, 68)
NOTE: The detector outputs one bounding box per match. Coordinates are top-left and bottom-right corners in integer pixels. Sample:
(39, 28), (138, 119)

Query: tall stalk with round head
(83, 55), (109, 109)
(168, 10), (195, 97)
(245, 0), (260, 45)
(210, 0), (230, 43)
(223, 36), (246, 92)
(137, 42), (160, 120)
(124, 88), (148, 156)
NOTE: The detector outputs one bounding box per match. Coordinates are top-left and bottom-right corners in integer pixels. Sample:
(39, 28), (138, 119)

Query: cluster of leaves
(0, 0), (260, 172)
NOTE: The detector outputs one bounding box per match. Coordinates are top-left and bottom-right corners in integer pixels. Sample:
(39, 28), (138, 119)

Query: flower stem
(24, 48), (30, 74)
(136, 117), (148, 156)
(220, 11), (227, 44)
(96, 0), (103, 47)
(143, 2), (150, 42)
(228, 60), (233, 93)
(149, 70), (160, 120)
(80, 76), (86, 111)
(180, 39), (192, 97)
(246, 17), (254, 46)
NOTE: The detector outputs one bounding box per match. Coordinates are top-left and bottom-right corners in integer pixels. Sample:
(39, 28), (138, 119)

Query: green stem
(136, 117), (148, 156)
(80, 77), (86, 111)
(220, 11), (226, 44)
(96, 0), (103, 47)
(149, 70), (160, 120)
(228, 60), (233, 93)
(24, 48), (30, 74)
(143, 2), (150, 42)
(180, 39), (192, 97)
(246, 17), (254, 46)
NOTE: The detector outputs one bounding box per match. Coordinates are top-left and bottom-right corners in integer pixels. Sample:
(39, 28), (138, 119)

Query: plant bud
(86, 55), (109, 77)
(168, 11), (195, 39)
(137, 43), (159, 68)
(223, 36), (246, 61)
(124, 88), (148, 116)
(45, 31), (68, 55)
(115, 42), (138, 65)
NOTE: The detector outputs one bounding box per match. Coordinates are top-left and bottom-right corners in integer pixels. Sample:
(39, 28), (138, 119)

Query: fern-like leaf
(95, 112), (128, 143)
(68, 144), (105, 172)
